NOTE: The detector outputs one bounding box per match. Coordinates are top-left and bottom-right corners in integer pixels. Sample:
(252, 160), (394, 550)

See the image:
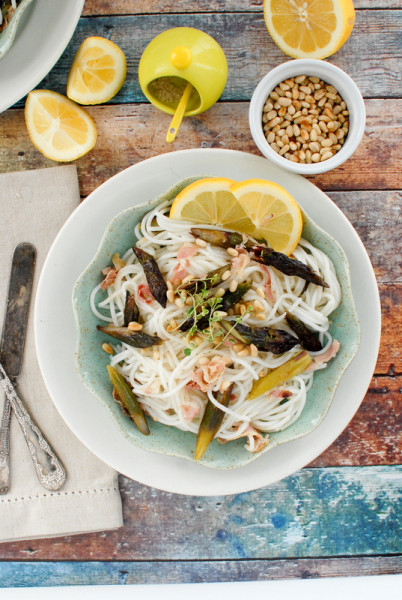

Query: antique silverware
(0, 243), (66, 493)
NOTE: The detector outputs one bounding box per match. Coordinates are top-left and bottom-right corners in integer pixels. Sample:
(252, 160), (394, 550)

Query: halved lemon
(263, 0), (355, 60)
(67, 36), (126, 105)
(169, 177), (256, 232)
(25, 90), (97, 162)
(170, 177), (302, 255)
(230, 179), (302, 255)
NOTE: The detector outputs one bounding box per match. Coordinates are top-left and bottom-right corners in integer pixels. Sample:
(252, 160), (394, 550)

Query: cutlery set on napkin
(0, 166), (122, 542)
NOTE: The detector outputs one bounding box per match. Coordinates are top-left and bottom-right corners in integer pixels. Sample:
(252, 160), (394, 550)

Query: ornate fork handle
(0, 397), (11, 494)
(0, 363), (66, 492)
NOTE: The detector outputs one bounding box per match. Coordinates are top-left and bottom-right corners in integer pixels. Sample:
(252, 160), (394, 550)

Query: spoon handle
(0, 363), (66, 492)
(166, 82), (193, 143)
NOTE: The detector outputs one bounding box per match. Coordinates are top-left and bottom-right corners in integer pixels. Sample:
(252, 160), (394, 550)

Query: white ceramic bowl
(249, 59), (366, 175)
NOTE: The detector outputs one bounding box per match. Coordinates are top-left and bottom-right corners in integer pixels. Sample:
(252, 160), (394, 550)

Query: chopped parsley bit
(184, 348), (192, 357)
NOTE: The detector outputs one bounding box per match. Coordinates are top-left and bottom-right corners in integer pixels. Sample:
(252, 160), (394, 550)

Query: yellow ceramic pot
(138, 27), (228, 116)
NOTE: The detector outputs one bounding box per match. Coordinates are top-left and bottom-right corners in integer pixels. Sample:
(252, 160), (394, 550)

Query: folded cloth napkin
(0, 166), (123, 542)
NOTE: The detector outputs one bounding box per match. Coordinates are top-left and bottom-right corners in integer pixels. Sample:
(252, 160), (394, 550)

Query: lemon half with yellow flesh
(67, 36), (126, 105)
(25, 90), (97, 162)
(263, 0), (355, 60)
(169, 177), (303, 255)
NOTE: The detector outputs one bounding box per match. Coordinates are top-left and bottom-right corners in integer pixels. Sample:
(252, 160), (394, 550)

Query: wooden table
(0, 0), (401, 588)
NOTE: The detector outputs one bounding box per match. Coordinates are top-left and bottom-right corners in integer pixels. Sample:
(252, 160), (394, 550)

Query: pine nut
(257, 286), (265, 298)
(222, 270), (231, 281)
(167, 290), (175, 303)
(250, 344), (259, 358)
(227, 247), (239, 257)
(102, 343), (114, 355)
(255, 312), (266, 320)
(237, 348), (250, 357)
(128, 321), (143, 331)
(233, 343), (245, 352)
(229, 279), (238, 292)
(253, 300), (265, 312)
(220, 380), (232, 392)
(198, 356), (209, 365)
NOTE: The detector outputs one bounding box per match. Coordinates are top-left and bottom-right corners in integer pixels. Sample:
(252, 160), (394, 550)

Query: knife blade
(0, 242), (36, 377)
(0, 243), (66, 493)
(0, 242), (36, 494)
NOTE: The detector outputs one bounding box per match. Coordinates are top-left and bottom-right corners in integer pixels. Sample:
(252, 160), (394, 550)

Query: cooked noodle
(91, 201), (341, 452)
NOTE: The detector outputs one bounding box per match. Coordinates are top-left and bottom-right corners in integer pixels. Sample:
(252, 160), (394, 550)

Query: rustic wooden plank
(328, 195), (402, 286)
(0, 556), (401, 587)
(13, 10), (401, 107)
(83, 1), (402, 16)
(309, 375), (402, 466)
(0, 466), (400, 560)
(376, 285), (402, 373)
(1, 101), (401, 194)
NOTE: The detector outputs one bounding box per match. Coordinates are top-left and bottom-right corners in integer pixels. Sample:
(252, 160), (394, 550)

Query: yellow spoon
(166, 82), (193, 143)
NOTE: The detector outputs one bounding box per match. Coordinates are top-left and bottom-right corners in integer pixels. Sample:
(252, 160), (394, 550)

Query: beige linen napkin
(0, 166), (123, 542)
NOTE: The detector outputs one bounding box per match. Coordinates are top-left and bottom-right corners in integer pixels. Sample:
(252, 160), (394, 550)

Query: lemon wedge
(170, 177), (302, 255)
(230, 179), (302, 255)
(263, 0), (355, 60)
(170, 177), (256, 232)
(25, 90), (97, 162)
(67, 36), (126, 105)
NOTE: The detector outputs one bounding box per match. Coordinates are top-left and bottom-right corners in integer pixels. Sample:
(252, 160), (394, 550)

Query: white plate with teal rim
(35, 149), (381, 495)
(0, 0), (84, 112)
(72, 178), (360, 469)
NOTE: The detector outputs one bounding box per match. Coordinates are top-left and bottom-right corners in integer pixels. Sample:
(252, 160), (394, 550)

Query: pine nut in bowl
(249, 59), (366, 175)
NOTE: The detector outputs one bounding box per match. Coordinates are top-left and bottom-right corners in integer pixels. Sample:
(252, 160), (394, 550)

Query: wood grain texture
(309, 375), (401, 466)
(1, 101), (401, 193)
(12, 10), (401, 108)
(82, 1), (402, 16)
(0, 556), (401, 587)
(0, 466), (400, 560)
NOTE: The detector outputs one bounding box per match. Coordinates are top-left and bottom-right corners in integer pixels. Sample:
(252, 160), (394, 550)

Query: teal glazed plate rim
(0, 0), (34, 59)
(72, 176), (361, 470)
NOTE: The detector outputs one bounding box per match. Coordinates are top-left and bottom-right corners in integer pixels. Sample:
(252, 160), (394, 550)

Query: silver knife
(0, 243), (66, 493)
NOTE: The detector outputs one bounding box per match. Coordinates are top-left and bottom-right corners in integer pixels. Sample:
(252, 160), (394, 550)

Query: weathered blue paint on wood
(113, 466), (402, 560)
(0, 466), (400, 566)
(1, 556), (401, 588)
(12, 10), (401, 109)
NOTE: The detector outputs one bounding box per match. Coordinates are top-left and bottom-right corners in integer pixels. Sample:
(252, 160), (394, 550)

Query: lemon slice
(170, 177), (256, 232)
(230, 179), (302, 255)
(25, 90), (97, 162)
(67, 36), (126, 105)
(263, 0), (355, 59)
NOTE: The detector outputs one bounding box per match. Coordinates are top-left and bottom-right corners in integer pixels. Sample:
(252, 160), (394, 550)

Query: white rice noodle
(91, 203), (341, 452)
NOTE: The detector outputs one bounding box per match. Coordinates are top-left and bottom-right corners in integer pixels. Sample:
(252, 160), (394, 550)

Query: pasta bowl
(72, 177), (360, 469)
